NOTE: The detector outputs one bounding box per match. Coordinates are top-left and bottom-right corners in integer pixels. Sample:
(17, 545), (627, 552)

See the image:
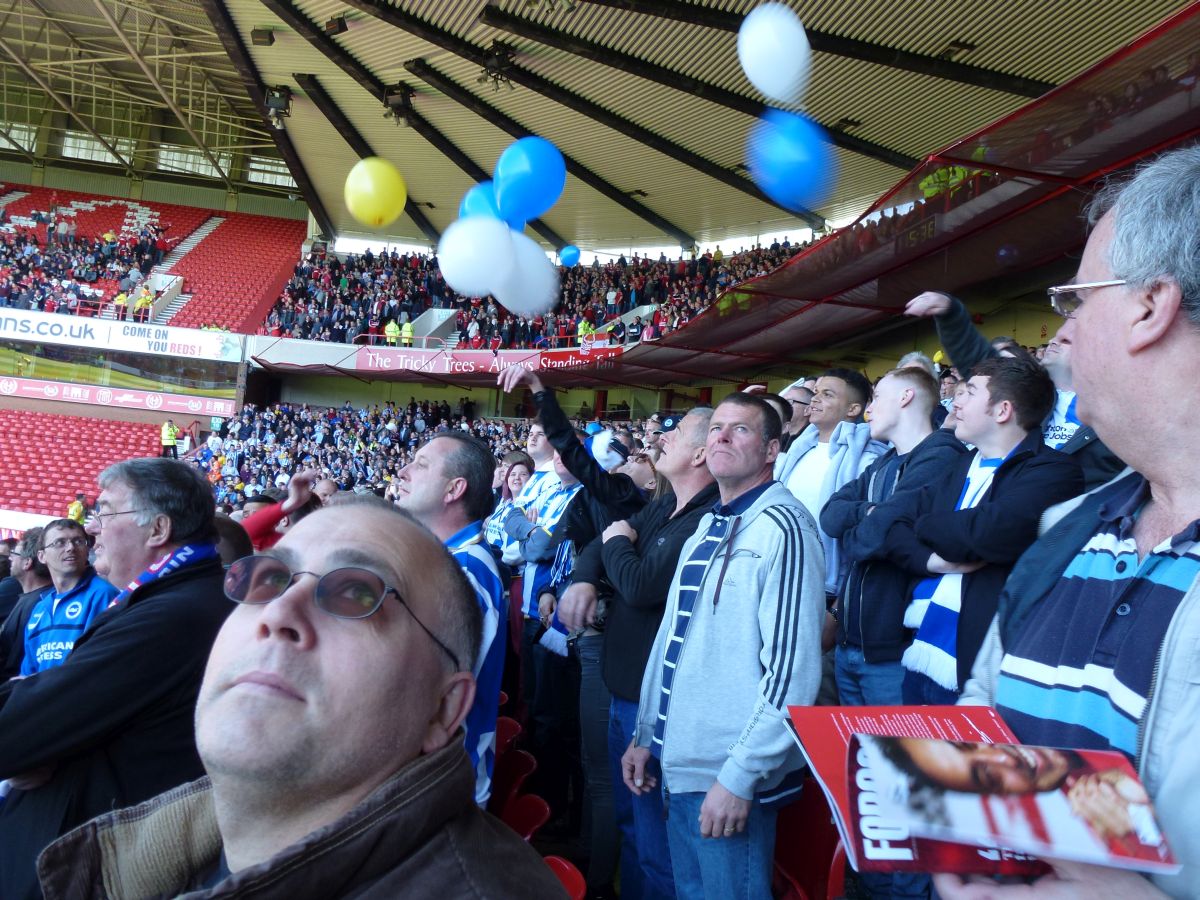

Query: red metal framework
(546, 2), (1200, 388)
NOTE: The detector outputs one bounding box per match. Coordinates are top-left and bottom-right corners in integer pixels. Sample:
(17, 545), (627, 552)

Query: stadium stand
(0, 409), (158, 516)
(169, 213), (308, 331)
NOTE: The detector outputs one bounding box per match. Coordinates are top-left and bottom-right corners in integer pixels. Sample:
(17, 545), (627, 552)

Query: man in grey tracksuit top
(622, 394), (826, 900)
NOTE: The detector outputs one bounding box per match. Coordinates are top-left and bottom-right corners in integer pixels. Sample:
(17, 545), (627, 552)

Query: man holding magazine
(945, 145), (1200, 898)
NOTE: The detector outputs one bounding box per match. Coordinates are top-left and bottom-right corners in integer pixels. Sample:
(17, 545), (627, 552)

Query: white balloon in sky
(737, 3), (812, 105)
(494, 230), (560, 317)
(436, 216), (514, 298)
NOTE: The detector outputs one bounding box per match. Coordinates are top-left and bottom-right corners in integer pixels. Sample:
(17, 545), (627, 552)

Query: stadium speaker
(250, 28), (274, 46)
(324, 16), (348, 36)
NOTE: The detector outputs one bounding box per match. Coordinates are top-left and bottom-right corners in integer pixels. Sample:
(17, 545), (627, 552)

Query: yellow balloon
(344, 157), (407, 228)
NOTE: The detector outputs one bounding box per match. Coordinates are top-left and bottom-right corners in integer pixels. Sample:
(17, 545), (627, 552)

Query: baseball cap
(657, 414), (682, 433)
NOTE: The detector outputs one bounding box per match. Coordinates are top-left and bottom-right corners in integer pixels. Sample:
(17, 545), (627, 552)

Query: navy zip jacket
(821, 429), (969, 662)
(880, 429), (1084, 689)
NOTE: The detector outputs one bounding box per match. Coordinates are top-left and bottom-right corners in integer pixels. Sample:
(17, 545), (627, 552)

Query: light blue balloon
(746, 109), (837, 214)
(458, 181), (501, 219)
(560, 244), (580, 267)
(494, 136), (567, 223)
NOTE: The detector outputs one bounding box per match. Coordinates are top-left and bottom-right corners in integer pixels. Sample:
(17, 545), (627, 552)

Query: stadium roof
(1, 0), (1187, 249)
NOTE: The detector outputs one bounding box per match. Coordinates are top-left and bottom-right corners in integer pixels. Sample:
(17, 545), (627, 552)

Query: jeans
(902, 669), (961, 706)
(665, 790), (777, 900)
(608, 697), (675, 900)
(835, 645), (906, 706)
(576, 634), (618, 888)
(838, 648), (930, 898)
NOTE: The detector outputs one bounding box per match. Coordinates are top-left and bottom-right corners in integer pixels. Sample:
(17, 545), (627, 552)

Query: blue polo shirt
(996, 476), (1196, 760)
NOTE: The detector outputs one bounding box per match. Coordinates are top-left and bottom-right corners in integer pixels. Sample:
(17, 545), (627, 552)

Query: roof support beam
(0, 35), (135, 173)
(480, 4), (918, 171)
(258, 0), (565, 249)
(341, 0), (821, 227)
(199, 0), (335, 238)
(406, 58), (696, 249)
(583, 0), (1054, 99)
(293, 73), (439, 244)
(91, 0), (234, 191)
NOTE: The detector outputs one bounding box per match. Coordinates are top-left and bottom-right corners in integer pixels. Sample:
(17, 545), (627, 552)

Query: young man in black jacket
(558, 406), (718, 900)
(881, 356), (1083, 705)
(0, 458), (230, 900)
(822, 367), (967, 900)
(904, 289), (1124, 489)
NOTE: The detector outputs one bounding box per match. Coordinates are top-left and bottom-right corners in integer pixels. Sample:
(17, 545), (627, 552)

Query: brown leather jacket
(37, 742), (567, 899)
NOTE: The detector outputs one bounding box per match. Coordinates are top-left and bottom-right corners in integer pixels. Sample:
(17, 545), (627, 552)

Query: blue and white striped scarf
(901, 452), (1001, 690)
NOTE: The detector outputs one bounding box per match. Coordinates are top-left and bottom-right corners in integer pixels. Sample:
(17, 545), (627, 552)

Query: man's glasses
(44, 536), (88, 551)
(223, 555), (461, 671)
(1046, 279), (1127, 318)
(89, 508), (148, 530)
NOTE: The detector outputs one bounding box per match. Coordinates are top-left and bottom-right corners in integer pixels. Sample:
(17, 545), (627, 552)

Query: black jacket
(0, 557), (230, 900)
(534, 387), (646, 558)
(881, 430), (1084, 689)
(572, 482), (721, 701)
(0, 588), (43, 679)
(821, 429), (969, 662)
(932, 294), (1124, 490)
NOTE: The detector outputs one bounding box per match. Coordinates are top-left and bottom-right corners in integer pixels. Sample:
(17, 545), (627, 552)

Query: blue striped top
(995, 476), (1196, 760)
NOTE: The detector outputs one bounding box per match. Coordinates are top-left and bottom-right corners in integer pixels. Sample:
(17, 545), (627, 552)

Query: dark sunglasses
(223, 555), (461, 670)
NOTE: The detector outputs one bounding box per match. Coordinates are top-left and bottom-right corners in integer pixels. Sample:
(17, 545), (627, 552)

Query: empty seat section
(0, 410), (159, 517)
(169, 213), (306, 332)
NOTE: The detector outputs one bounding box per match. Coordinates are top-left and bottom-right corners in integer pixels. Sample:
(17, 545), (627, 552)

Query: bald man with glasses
(36, 496), (563, 899)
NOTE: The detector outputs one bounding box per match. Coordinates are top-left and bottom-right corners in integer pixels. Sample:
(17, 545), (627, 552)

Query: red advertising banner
(0, 375), (236, 417)
(352, 344), (623, 376)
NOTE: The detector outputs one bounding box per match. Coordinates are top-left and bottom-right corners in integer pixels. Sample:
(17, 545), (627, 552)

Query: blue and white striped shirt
(996, 476), (1196, 760)
(447, 521), (508, 805)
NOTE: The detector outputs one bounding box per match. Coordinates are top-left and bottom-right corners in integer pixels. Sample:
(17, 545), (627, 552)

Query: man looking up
(624, 394), (825, 900)
(395, 433), (506, 806)
(774, 368), (885, 599)
(21, 519), (116, 674)
(36, 498), (563, 897)
(781, 380), (815, 448)
(820, 368), (967, 900)
(881, 357), (1082, 706)
(0, 459), (229, 899)
(558, 406), (720, 899)
(943, 145), (1200, 900)
(905, 289), (1123, 489)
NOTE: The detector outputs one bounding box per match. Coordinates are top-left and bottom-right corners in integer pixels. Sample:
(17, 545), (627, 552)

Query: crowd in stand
(261, 238), (807, 350)
(0, 147), (1196, 900)
(0, 194), (171, 318)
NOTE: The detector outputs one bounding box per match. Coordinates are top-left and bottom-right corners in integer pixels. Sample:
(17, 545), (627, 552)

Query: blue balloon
(561, 244), (580, 267)
(746, 109), (837, 214)
(507, 218), (527, 233)
(458, 181), (500, 219)
(494, 136), (567, 223)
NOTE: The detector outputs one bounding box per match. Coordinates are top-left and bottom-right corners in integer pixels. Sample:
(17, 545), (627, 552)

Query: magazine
(788, 705), (1041, 874)
(858, 734), (1178, 873)
(786, 705), (1178, 876)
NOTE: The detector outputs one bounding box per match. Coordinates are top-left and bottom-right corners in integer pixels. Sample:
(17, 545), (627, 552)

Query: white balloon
(494, 230), (560, 317)
(436, 217), (515, 298)
(737, 3), (811, 105)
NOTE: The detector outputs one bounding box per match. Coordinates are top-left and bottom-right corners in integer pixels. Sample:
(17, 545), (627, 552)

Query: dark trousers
(528, 641), (581, 824)
(160, 445), (177, 459)
(576, 633), (618, 888)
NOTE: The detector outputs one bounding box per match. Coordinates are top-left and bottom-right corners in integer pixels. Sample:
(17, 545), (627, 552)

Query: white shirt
(785, 441), (833, 520)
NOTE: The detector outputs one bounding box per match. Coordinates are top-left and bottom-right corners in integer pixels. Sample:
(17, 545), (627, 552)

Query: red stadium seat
(772, 779), (844, 900)
(543, 856), (586, 900)
(487, 749), (536, 818)
(494, 716), (521, 758)
(501, 793), (551, 842)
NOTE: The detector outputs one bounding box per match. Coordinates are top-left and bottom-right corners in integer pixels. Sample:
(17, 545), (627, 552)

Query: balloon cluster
(738, 4), (837, 213)
(439, 136), (575, 318)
